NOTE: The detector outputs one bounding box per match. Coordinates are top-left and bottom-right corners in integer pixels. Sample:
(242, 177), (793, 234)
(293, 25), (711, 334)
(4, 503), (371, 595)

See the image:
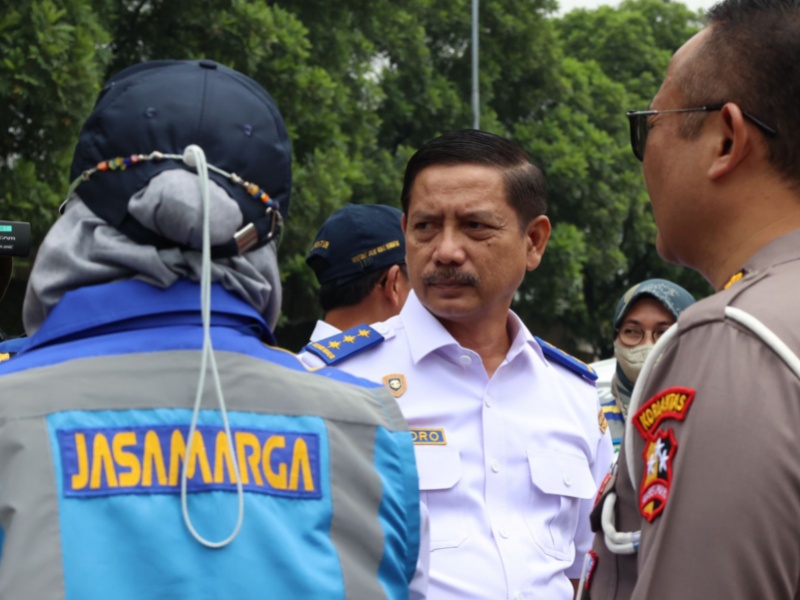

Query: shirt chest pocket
(414, 445), (467, 551)
(525, 449), (596, 561)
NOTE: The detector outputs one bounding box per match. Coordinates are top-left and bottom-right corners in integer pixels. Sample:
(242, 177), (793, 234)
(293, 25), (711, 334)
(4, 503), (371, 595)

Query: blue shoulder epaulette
(304, 324), (384, 366)
(535, 336), (598, 383)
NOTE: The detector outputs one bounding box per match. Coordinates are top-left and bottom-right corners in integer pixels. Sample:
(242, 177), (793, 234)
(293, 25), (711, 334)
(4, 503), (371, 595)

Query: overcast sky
(556, 0), (716, 15)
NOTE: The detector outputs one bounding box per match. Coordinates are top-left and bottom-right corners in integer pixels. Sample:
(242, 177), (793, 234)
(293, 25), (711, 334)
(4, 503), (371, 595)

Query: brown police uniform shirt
(588, 229), (800, 600)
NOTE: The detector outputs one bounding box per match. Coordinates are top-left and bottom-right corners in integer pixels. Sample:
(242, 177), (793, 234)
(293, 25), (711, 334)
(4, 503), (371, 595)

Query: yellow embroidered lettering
(71, 433), (90, 490)
(289, 438), (315, 492)
(168, 430), (187, 485)
(213, 431), (237, 484)
(236, 432), (263, 486)
(263, 435), (287, 489)
(113, 431), (141, 487)
(90, 433), (118, 489)
(168, 430), (213, 485)
(188, 431), (213, 483)
(142, 430), (167, 487)
(639, 409), (653, 430)
(312, 343), (335, 360)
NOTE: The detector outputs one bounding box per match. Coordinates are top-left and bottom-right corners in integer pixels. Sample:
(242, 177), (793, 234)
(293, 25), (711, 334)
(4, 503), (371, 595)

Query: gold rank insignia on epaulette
(534, 336), (598, 384)
(303, 324), (384, 366)
(0, 353), (9, 363)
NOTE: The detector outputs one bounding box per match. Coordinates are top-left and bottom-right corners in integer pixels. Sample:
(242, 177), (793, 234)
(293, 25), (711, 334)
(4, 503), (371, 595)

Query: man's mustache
(422, 268), (478, 287)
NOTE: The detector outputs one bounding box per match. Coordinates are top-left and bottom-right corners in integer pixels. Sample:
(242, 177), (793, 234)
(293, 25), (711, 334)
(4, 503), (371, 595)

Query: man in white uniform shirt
(301, 129), (613, 599)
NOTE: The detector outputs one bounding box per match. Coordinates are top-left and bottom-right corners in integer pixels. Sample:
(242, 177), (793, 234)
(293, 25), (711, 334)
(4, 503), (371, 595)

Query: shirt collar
(399, 292), (458, 364)
(741, 229), (800, 276)
(26, 279), (273, 351)
(399, 290), (543, 366)
(309, 320), (341, 342)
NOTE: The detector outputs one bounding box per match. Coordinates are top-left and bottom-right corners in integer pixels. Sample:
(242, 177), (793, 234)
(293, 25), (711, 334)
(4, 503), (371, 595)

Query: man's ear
(525, 215), (551, 271)
(708, 103), (754, 181)
(380, 264), (405, 307)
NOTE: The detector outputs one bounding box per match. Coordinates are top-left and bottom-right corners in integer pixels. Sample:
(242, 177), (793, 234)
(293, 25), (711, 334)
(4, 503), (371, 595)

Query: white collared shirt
(309, 292), (613, 600)
(308, 319), (341, 343)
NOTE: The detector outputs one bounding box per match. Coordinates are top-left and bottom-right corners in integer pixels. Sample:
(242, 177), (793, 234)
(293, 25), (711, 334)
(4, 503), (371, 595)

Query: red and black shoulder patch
(633, 387), (696, 523)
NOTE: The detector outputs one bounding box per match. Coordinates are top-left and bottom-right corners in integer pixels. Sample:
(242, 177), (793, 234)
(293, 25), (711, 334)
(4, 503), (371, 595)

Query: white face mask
(614, 341), (655, 384)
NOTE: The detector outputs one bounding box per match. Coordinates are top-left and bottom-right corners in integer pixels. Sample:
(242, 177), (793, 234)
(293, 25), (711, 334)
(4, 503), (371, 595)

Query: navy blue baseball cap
(69, 59), (291, 257)
(306, 204), (406, 285)
(613, 278), (696, 329)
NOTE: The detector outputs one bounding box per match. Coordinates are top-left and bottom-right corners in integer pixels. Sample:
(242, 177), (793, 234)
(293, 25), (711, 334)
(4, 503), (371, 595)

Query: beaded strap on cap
(66, 151), (277, 209)
(63, 150), (282, 253)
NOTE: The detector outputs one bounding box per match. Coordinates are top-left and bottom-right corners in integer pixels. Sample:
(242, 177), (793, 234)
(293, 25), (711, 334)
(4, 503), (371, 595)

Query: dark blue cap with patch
(69, 59), (291, 257)
(306, 204), (405, 285)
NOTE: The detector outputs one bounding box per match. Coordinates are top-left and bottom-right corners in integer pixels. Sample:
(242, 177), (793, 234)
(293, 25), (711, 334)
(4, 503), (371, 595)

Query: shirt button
(491, 460), (501, 473)
(499, 528), (510, 539)
(485, 395), (493, 407)
(459, 354), (472, 366)
(563, 474), (573, 486)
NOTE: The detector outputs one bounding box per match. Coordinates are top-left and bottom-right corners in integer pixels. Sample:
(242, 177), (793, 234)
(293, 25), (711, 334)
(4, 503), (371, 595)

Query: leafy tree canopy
(0, 0), (713, 356)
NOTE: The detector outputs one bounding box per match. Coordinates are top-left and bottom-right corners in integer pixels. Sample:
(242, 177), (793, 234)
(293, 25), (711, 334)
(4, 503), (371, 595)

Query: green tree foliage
(0, 0), (109, 239)
(549, 0), (711, 355)
(0, 0), (110, 335)
(0, 0), (713, 354)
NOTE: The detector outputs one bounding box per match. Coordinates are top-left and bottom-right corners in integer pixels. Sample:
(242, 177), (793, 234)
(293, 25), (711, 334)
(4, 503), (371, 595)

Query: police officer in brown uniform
(584, 0), (800, 598)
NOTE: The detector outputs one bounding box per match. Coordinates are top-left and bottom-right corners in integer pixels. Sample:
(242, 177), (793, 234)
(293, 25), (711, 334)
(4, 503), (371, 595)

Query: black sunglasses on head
(625, 103), (777, 161)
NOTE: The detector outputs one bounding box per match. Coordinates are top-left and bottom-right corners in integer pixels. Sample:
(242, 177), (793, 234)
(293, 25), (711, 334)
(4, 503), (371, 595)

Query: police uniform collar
(740, 228), (800, 279)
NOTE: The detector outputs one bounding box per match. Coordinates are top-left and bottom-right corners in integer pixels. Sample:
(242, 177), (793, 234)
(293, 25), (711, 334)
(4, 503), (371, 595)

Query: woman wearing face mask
(604, 279), (696, 451)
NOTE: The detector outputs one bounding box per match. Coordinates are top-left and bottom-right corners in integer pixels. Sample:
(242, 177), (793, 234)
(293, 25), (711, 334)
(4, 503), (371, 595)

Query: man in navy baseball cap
(306, 203), (410, 339)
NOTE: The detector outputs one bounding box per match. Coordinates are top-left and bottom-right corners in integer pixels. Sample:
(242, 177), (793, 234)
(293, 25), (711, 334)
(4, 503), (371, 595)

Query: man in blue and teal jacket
(0, 60), (424, 600)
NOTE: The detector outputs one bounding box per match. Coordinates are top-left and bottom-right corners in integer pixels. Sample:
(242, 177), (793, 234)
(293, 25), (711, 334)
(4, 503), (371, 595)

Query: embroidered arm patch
(633, 387), (696, 523)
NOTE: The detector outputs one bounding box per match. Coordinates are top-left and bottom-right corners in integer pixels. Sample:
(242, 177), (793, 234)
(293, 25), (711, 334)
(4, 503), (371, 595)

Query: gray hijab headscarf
(610, 278), (696, 417)
(24, 170), (282, 335)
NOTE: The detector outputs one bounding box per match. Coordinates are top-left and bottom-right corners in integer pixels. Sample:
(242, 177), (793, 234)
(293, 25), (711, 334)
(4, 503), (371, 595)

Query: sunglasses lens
(638, 116), (649, 160)
(627, 113), (647, 161)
